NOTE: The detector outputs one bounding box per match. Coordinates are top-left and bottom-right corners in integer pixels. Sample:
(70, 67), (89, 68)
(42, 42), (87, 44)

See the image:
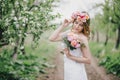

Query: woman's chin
(75, 29), (81, 33)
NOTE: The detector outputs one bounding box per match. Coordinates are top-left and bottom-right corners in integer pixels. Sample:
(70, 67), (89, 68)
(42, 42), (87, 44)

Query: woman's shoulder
(80, 34), (89, 43)
(83, 35), (88, 40)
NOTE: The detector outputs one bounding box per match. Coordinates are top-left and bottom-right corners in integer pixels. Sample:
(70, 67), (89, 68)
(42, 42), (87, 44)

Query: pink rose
(75, 43), (80, 48)
(77, 16), (81, 21)
(71, 40), (77, 47)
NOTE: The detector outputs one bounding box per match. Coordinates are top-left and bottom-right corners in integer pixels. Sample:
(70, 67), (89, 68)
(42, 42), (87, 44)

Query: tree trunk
(91, 30), (95, 41)
(11, 38), (19, 60)
(115, 27), (120, 49)
(19, 23), (28, 54)
(96, 30), (99, 42)
(104, 32), (109, 46)
(12, 46), (18, 60)
(20, 37), (25, 54)
(104, 29), (109, 46)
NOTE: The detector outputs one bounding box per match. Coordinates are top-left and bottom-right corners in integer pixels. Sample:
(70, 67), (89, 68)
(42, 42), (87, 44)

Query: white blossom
(18, 34), (22, 37)
(11, 42), (15, 46)
(15, 1), (19, 5)
(16, 24), (19, 28)
(34, 7), (38, 10)
(23, 0), (27, 2)
(20, 46), (24, 49)
(14, 17), (17, 21)
(19, 30), (22, 34)
(23, 23), (25, 26)
(10, 10), (15, 16)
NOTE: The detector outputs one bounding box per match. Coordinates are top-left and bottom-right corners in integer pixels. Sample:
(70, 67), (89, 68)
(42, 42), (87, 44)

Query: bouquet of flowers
(62, 32), (85, 50)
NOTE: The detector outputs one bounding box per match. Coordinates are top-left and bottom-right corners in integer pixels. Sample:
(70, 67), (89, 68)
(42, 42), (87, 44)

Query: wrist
(61, 24), (67, 28)
(67, 52), (72, 58)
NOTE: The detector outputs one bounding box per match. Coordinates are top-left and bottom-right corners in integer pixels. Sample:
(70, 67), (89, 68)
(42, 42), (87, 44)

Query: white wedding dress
(64, 48), (88, 80)
(61, 30), (88, 80)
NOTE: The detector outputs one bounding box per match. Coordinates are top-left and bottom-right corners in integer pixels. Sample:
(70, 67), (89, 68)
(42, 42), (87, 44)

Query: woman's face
(72, 20), (84, 33)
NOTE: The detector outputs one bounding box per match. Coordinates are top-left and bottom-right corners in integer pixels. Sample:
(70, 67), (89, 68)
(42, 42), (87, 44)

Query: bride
(49, 11), (92, 80)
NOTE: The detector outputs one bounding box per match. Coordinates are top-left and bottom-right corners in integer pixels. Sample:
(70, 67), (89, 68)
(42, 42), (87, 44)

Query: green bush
(89, 41), (120, 77)
(0, 49), (49, 80)
(0, 34), (57, 80)
(99, 53), (120, 77)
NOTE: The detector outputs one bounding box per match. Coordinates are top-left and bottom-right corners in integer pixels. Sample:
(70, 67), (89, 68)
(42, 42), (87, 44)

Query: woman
(49, 11), (92, 80)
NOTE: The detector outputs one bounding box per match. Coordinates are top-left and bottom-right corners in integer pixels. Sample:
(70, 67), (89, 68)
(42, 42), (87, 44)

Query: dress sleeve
(60, 30), (70, 39)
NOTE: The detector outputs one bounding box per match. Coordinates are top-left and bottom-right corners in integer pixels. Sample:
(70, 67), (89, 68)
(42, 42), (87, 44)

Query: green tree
(0, 0), (59, 59)
(110, 0), (120, 49)
(93, 0), (120, 49)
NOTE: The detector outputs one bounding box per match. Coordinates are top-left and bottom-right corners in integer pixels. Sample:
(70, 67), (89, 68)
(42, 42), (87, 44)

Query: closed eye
(75, 21), (78, 24)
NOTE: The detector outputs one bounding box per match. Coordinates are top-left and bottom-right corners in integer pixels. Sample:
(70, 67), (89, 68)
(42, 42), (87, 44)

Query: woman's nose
(76, 24), (79, 28)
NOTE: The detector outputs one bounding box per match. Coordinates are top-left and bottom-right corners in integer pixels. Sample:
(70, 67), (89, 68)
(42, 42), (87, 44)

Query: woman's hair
(81, 11), (90, 38)
(71, 11), (90, 38)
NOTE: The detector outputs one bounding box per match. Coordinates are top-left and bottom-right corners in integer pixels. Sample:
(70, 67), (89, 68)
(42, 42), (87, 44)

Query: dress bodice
(61, 41), (83, 59)
(69, 48), (83, 57)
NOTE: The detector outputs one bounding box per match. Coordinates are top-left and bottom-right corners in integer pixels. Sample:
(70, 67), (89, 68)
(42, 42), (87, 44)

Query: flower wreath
(71, 11), (90, 23)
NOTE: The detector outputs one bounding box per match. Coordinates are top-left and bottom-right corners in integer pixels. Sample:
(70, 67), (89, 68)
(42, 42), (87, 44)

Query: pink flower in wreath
(71, 11), (89, 22)
(71, 11), (80, 19)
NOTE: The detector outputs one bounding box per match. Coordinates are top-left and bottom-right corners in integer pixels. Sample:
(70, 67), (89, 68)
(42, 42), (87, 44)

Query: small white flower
(23, 0), (27, 2)
(15, 1), (19, 5)
(11, 42), (15, 46)
(16, 24), (19, 28)
(20, 46), (24, 49)
(23, 19), (25, 23)
(23, 23), (25, 26)
(25, 18), (28, 22)
(29, 12), (33, 15)
(19, 30), (22, 33)
(14, 17), (17, 21)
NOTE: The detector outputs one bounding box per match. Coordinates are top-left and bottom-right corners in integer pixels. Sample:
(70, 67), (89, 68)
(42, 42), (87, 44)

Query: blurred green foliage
(0, 31), (57, 80)
(89, 41), (120, 77)
(0, 0), (60, 58)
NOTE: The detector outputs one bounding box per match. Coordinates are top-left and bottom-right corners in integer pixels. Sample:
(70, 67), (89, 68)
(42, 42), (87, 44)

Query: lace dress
(61, 30), (88, 80)
(64, 48), (88, 80)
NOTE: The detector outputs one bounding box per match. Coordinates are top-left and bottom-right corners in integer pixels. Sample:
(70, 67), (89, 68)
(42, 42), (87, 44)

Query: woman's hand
(62, 19), (73, 27)
(63, 48), (72, 58)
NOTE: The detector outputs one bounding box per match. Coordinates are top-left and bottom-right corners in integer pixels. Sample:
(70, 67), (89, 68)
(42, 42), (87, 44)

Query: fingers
(63, 48), (69, 53)
(69, 19), (74, 23)
(64, 19), (69, 23)
(64, 19), (73, 23)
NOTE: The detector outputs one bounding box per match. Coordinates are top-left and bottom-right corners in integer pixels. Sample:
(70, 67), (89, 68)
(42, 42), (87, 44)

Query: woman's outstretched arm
(49, 19), (71, 42)
(49, 24), (65, 42)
